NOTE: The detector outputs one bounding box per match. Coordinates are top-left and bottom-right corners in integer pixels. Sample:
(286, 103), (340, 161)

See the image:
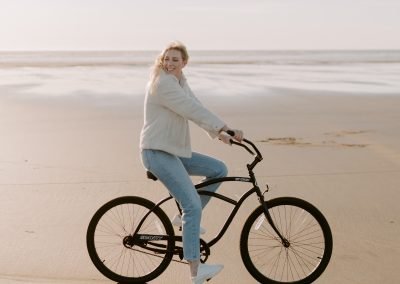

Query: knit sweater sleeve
(156, 75), (225, 138)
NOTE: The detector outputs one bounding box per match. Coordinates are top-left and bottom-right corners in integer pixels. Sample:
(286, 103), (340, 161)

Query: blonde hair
(148, 41), (189, 94)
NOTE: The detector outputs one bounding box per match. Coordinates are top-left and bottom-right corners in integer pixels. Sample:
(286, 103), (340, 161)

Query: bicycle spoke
(241, 198), (332, 283)
(87, 197), (174, 282)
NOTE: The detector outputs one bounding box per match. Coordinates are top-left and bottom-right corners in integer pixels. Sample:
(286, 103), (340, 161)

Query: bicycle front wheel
(240, 197), (332, 284)
(86, 196), (174, 283)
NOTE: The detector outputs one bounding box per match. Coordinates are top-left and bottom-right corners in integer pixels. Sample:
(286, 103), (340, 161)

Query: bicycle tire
(86, 196), (174, 283)
(240, 197), (332, 284)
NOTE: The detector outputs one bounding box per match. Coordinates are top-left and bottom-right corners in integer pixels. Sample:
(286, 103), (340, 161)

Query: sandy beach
(1, 86), (400, 284)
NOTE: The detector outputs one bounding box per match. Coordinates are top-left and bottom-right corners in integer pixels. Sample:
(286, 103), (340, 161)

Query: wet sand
(1, 88), (400, 283)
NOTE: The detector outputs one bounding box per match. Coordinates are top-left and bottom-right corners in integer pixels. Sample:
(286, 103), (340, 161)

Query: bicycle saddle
(146, 171), (158, 181)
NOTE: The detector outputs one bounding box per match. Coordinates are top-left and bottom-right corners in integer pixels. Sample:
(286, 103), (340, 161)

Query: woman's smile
(163, 49), (186, 79)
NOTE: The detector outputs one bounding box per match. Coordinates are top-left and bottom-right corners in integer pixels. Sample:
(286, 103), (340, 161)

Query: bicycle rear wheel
(240, 197), (332, 284)
(86, 196), (174, 283)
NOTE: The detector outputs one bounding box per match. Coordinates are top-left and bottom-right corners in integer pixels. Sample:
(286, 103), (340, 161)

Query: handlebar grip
(225, 130), (263, 161)
(226, 130), (235, 145)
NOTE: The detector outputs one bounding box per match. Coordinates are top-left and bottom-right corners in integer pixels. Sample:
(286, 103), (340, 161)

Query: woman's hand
(219, 126), (244, 143)
(229, 129), (244, 142)
(218, 132), (233, 145)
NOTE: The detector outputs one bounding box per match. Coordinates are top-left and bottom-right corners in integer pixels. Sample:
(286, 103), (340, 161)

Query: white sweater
(140, 70), (225, 158)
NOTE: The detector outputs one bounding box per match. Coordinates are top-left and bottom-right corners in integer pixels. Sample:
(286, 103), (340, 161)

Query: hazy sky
(1, 0), (399, 50)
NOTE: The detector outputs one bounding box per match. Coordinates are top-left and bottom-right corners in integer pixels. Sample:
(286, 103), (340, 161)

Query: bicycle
(86, 132), (333, 283)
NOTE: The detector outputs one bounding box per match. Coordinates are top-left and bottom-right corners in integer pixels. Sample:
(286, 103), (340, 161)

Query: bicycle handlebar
(226, 130), (263, 171)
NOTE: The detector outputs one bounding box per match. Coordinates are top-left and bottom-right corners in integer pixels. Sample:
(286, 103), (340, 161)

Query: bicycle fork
(258, 189), (290, 248)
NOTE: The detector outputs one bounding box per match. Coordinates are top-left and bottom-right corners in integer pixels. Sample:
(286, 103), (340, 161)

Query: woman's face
(163, 49), (186, 78)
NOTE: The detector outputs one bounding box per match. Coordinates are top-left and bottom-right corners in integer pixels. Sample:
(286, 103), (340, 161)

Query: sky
(0, 0), (399, 51)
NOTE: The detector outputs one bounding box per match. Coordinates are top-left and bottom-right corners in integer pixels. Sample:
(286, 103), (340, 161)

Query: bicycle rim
(240, 197), (332, 284)
(86, 196), (174, 283)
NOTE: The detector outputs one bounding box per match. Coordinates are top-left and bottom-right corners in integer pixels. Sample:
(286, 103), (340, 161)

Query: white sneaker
(171, 214), (206, 235)
(191, 263), (224, 284)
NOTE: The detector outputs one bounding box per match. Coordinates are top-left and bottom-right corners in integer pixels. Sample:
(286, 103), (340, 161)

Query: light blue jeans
(141, 149), (228, 261)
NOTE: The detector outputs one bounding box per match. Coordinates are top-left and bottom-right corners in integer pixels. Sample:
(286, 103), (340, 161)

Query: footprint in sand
(323, 130), (370, 137)
(259, 130), (370, 148)
(258, 137), (311, 146)
(324, 130), (371, 148)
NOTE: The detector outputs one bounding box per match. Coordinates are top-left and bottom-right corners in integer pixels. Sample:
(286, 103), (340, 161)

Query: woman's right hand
(220, 126), (244, 143)
(229, 129), (244, 142)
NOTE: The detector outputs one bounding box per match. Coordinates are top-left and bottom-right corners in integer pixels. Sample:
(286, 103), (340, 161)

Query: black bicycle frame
(132, 176), (252, 235)
(132, 174), (281, 251)
(132, 136), (288, 250)
(197, 177), (260, 247)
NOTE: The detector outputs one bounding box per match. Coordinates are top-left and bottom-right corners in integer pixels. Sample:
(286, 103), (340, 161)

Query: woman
(140, 41), (243, 284)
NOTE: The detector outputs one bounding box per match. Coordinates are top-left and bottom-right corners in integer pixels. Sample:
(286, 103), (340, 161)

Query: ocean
(0, 50), (399, 98)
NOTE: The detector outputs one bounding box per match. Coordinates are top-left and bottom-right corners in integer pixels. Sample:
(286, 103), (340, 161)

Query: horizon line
(1, 48), (400, 53)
